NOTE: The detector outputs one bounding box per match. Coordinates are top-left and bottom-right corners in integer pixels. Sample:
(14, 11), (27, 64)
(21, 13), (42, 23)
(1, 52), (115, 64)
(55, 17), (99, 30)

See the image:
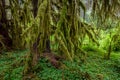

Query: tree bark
(32, 0), (38, 18)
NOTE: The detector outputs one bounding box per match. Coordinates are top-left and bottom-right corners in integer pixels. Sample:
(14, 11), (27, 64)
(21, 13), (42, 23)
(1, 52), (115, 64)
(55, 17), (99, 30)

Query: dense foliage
(0, 0), (120, 80)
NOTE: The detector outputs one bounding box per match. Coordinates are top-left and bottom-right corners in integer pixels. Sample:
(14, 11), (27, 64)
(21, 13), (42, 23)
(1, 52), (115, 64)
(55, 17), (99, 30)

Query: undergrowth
(0, 49), (120, 80)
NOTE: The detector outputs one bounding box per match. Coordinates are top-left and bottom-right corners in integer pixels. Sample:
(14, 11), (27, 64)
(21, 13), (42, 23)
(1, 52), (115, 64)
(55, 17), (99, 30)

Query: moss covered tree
(0, 0), (120, 79)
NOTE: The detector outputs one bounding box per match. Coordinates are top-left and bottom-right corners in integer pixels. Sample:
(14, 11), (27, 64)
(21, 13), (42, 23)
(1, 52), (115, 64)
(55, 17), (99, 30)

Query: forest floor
(0, 49), (120, 80)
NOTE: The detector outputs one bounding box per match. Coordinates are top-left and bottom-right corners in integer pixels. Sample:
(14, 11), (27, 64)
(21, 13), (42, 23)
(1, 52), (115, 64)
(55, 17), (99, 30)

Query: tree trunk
(0, 0), (12, 51)
(106, 42), (112, 59)
(32, 0), (38, 18)
(106, 32), (112, 60)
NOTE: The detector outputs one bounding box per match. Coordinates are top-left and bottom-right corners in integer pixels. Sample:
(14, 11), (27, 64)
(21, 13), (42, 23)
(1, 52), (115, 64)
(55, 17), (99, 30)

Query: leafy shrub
(113, 39), (120, 51)
(82, 43), (101, 52)
(113, 59), (120, 73)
